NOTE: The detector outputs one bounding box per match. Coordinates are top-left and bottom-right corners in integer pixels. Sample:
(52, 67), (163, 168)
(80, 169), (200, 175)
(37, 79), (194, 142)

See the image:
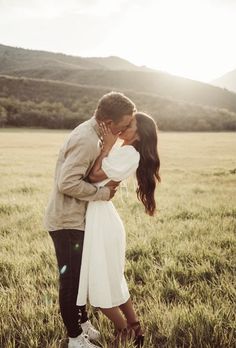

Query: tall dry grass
(0, 129), (235, 348)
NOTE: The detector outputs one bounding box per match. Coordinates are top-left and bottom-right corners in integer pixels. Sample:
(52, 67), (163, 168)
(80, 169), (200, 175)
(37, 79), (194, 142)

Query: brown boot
(127, 321), (144, 347)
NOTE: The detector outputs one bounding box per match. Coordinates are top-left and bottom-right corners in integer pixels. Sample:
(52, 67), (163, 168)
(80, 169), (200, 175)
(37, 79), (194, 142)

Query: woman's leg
(99, 307), (127, 330)
(119, 298), (139, 324)
(99, 303), (144, 346)
(119, 298), (144, 346)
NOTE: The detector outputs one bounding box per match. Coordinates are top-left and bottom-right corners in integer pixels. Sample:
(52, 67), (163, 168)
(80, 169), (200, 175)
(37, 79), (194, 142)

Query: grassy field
(0, 129), (235, 348)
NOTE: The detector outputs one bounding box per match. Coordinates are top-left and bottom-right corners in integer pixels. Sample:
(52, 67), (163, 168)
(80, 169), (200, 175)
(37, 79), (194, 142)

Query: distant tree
(0, 105), (7, 127)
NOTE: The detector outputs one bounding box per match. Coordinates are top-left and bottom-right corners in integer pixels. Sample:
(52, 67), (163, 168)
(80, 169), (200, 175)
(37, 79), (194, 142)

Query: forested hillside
(0, 44), (236, 131)
(0, 75), (235, 130)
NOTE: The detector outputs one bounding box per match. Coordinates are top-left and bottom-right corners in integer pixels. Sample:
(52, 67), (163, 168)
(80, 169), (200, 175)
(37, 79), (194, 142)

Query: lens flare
(60, 265), (67, 274)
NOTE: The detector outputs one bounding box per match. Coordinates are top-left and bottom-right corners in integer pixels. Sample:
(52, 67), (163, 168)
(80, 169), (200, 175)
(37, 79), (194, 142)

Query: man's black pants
(49, 229), (88, 338)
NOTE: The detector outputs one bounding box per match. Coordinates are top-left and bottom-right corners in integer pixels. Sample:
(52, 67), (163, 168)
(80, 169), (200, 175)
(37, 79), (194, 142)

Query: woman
(76, 112), (161, 347)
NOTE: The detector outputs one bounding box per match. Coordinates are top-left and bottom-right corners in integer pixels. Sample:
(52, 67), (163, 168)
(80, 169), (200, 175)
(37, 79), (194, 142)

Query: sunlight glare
(98, 0), (236, 81)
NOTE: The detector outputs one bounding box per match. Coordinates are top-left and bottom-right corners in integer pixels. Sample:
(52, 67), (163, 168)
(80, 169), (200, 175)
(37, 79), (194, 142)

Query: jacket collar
(90, 116), (101, 139)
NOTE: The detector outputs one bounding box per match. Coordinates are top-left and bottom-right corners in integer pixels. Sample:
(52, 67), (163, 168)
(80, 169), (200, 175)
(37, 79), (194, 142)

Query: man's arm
(57, 135), (111, 201)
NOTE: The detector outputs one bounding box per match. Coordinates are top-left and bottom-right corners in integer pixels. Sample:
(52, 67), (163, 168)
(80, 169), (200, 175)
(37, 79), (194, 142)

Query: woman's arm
(88, 122), (118, 183)
(88, 147), (110, 183)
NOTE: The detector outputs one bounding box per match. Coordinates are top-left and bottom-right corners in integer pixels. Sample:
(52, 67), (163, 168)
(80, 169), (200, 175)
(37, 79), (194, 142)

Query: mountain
(1, 44), (236, 114)
(212, 69), (236, 93)
(0, 44), (146, 72)
(0, 43), (236, 131)
(85, 56), (152, 71)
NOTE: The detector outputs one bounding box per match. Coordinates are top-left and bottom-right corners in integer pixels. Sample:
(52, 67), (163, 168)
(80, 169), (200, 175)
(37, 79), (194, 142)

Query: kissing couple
(44, 92), (161, 348)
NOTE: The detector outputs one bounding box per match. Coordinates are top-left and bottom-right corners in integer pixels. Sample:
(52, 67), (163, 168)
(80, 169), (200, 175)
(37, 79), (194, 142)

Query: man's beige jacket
(44, 117), (110, 231)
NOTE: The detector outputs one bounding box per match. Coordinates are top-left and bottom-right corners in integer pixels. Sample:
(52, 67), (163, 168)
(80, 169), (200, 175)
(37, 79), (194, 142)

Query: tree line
(0, 96), (236, 131)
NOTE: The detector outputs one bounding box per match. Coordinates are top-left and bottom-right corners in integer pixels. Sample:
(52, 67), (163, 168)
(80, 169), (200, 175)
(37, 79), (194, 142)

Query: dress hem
(77, 294), (130, 309)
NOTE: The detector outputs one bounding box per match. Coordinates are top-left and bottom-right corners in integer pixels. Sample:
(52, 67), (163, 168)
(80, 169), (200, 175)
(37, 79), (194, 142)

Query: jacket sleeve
(57, 134), (110, 201)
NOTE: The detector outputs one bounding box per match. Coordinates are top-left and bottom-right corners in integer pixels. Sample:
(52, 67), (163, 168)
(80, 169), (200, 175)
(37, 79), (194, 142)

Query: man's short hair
(95, 91), (136, 123)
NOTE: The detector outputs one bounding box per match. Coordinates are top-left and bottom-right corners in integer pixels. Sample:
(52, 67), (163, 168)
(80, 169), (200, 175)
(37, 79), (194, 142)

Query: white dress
(76, 145), (140, 308)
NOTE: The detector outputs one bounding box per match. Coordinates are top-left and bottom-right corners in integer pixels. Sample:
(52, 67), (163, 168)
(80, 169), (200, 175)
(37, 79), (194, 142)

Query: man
(44, 91), (136, 348)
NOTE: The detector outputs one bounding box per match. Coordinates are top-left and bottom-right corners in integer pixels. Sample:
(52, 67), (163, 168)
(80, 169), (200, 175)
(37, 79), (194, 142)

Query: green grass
(0, 129), (235, 348)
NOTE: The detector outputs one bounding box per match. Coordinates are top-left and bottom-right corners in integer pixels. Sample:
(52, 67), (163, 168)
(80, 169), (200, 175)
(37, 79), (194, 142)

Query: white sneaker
(68, 333), (101, 348)
(81, 320), (101, 341)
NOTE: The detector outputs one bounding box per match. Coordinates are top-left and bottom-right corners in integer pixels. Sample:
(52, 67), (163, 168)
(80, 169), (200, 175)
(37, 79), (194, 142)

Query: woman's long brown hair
(133, 112), (161, 216)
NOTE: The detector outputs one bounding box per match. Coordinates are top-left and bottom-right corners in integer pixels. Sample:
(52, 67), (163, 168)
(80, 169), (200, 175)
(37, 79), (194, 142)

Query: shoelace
(83, 322), (99, 337)
(81, 334), (98, 347)
(87, 326), (97, 335)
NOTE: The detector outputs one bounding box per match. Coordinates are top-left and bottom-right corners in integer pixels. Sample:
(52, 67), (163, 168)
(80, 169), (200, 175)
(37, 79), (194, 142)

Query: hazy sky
(1, 0), (236, 82)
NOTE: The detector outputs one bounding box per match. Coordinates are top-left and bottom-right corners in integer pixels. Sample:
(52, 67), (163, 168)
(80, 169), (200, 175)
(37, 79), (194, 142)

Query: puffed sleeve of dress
(101, 145), (140, 181)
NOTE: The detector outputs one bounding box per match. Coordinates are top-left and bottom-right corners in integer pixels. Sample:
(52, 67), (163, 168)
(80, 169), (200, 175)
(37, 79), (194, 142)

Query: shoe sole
(58, 336), (102, 348)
